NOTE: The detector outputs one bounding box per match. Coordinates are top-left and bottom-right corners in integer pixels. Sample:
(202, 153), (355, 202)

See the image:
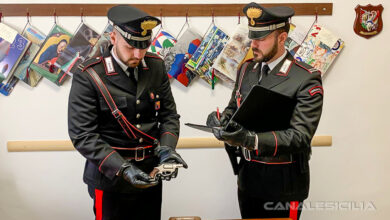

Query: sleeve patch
(309, 86), (323, 96)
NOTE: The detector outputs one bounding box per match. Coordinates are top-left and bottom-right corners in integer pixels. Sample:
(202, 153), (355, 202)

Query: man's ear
(110, 31), (117, 45)
(278, 31), (288, 45)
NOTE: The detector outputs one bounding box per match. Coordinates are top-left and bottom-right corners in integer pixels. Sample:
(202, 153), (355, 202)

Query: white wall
(0, 0), (389, 219)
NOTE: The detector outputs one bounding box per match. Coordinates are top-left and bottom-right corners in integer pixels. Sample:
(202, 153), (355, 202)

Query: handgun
(150, 163), (184, 180)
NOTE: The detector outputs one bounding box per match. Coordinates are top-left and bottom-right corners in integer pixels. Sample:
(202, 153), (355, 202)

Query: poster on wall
(353, 4), (383, 39)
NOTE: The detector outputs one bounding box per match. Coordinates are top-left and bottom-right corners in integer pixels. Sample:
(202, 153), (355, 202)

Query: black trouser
(238, 189), (303, 220)
(88, 184), (162, 220)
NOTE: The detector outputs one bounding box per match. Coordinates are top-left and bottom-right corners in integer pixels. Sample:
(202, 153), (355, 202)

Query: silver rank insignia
(280, 59), (292, 75)
(104, 57), (115, 74)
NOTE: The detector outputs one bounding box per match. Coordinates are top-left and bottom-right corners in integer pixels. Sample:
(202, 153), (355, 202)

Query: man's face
(57, 41), (67, 54)
(251, 31), (279, 63)
(110, 31), (148, 68)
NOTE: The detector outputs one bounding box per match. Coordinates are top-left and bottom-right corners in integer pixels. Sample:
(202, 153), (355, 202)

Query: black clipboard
(184, 123), (220, 133)
(229, 85), (297, 132)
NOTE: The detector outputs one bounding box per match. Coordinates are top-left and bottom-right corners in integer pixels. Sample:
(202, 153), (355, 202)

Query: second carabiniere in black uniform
(207, 2), (324, 220)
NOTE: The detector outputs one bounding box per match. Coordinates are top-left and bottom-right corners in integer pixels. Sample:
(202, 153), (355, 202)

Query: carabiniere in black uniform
(208, 2), (324, 219)
(225, 52), (323, 201)
(68, 47), (179, 192)
(68, 5), (184, 220)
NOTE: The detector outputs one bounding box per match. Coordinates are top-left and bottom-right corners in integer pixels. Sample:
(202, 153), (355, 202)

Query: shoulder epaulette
(294, 60), (321, 75)
(244, 58), (254, 63)
(237, 58), (254, 71)
(78, 57), (103, 72)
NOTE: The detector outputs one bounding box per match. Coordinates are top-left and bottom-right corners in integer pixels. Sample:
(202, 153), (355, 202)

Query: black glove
(155, 145), (188, 181)
(119, 163), (158, 189)
(206, 111), (230, 128)
(212, 125), (257, 150)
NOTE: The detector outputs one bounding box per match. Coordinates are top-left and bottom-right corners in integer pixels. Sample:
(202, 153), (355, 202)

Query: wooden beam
(0, 3), (332, 17)
(7, 136), (332, 152)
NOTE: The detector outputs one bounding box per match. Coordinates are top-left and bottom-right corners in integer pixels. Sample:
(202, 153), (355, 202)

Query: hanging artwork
(284, 23), (307, 56)
(186, 25), (229, 85)
(294, 24), (344, 75)
(212, 23), (251, 87)
(13, 24), (46, 87)
(54, 23), (99, 85)
(0, 23), (31, 84)
(0, 23), (31, 96)
(164, 28), (202, 87)
(353, 4), (383, 39)
(85, 23), (113, 59)
(29, 24), (72, 85)
(148, 30), (177, 58)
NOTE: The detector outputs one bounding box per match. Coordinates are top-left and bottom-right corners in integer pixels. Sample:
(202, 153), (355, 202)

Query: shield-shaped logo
(354, 4), (384, 39)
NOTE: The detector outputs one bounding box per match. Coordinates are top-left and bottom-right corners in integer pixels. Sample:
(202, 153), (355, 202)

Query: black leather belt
(241, 147), (293, 164)
(252, 154), (293, 164)
(112, 145), (155, 161)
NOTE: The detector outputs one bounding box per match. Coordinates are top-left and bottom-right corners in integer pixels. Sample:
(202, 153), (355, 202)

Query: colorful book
(294, 24), (344, 75)
(165, 28), (202, 87)
(85, 23), (113, 60)
(148, 30), (177, 58)
(13, 24), (46, 87)
(29, 24), (72, 85)
(284, 24), (305, 56)
(0, 23), (31, 84)
(186, 25), (230, 85)
(212, 23), (251, 87)
(0, 75), (19, 96)
(55, 23), (99, 83)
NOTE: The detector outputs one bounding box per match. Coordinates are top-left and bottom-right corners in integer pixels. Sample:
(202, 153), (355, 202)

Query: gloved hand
(119, 162), (158, 189)
(212, 124), (257, 150)
(206, 111), (230, 128)
(155, 145), (188, 181)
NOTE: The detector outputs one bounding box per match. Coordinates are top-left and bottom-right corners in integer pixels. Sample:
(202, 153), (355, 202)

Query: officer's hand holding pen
(206, 108), (230, 128)
(212, 122), (257, 151)
(119, 162), (158, 188)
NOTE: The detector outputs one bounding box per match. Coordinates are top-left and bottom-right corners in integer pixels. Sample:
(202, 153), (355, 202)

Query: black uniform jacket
(68, 47), (180, 193)
(224, 52), (324, 201)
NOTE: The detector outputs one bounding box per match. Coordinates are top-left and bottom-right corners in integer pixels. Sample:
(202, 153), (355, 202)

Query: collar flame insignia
(353, 4), (383, 39)
(246, 7), (262, 26)
(141, 20), (158, 36)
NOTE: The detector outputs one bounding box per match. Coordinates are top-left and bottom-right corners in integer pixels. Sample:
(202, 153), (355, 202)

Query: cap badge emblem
(247, 7), (262, 26)
(141, 20), (158, 36)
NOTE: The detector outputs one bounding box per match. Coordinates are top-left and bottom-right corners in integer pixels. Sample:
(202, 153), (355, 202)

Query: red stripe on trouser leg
(289, 201), (299, 220)
(95, 189), (103, 220)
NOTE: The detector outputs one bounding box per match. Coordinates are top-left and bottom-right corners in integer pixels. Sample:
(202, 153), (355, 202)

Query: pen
(217, 107), (220, 121)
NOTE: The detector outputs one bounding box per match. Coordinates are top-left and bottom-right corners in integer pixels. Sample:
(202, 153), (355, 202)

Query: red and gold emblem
(154, 101), (160, 111)
(353, 4), (384, 39)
